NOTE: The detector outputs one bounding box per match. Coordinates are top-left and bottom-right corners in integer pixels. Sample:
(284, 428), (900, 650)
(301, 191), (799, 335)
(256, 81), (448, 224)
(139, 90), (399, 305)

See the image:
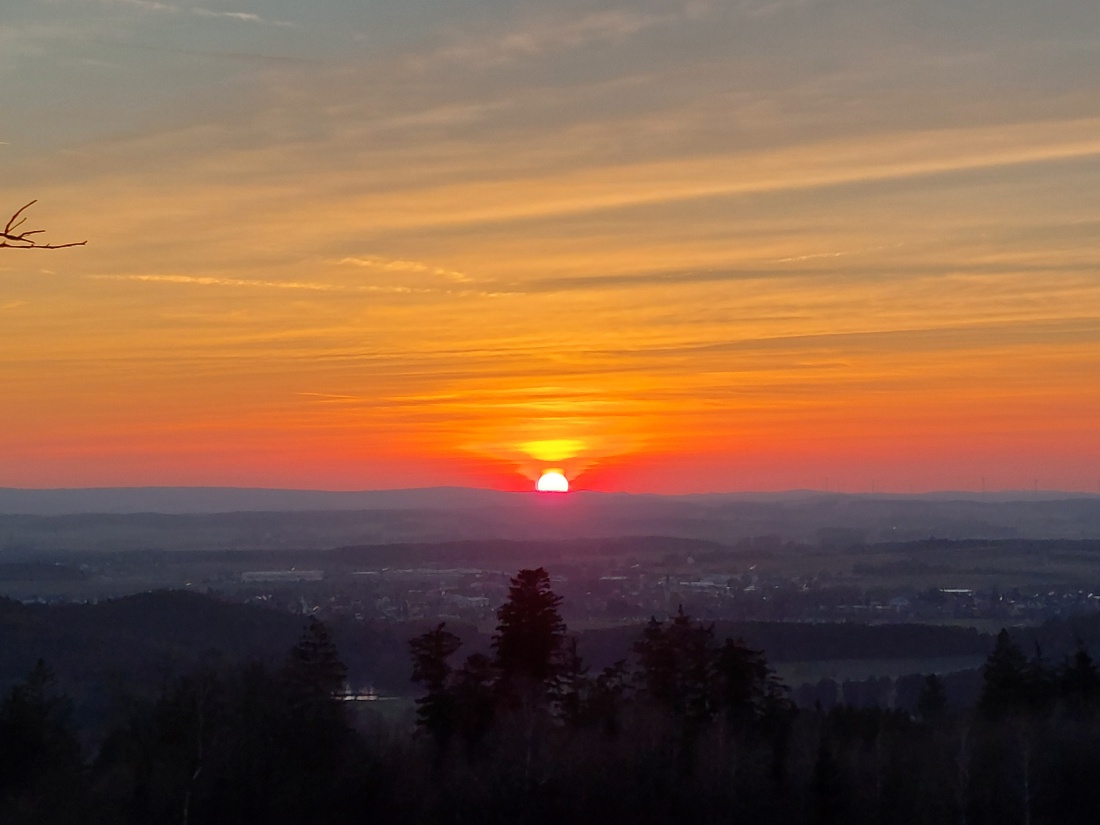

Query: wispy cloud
(294, 392), (362, 402)
(88, 273), (425, 294)
(741, 0), (818, 20)
(335, 256), (472, 283)
(85, 272), (511, 298)
(106, 0), (175, 11)
(103, 0), (293, 27)
(774, 243), (907, 263)
(419, 2), (711, 68)
(192, 9), (261, 23)
(231, 118), (1100, 236)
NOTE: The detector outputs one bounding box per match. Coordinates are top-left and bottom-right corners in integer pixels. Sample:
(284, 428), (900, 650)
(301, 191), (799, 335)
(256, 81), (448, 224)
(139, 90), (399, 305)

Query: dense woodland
(3, 569), (1100, 824)
(0, 588), (997, 706)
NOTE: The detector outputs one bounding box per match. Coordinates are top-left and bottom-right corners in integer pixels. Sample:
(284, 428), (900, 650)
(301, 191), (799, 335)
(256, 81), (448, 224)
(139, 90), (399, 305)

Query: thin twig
(0, 201), (86, 249)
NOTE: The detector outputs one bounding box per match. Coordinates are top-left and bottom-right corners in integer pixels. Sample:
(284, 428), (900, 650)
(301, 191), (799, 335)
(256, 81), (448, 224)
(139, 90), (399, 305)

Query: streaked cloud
(421, 2), (712, 68)
(102, 0), (294, 26)
(88, 273), (428, 294)
(335, 256), (472, 283)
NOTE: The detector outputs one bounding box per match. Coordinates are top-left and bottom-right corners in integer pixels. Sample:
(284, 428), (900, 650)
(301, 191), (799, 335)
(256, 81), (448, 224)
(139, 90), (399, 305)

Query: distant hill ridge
(1, 485), (1095, 516)
(0, 486), (522, 515)
(3, 488), (1099, 549)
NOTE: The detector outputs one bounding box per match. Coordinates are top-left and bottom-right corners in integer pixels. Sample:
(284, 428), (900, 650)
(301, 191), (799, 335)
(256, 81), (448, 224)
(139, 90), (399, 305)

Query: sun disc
(536, 470), (569, 493)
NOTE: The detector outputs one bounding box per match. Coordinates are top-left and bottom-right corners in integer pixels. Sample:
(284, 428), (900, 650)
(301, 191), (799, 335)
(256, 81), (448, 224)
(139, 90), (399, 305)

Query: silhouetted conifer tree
(0, 660), (84, 824)
(714, 635), (789, 725)
(450, 653), (498, 755)
(409, 623), (462, 748)
(282, 616), (348, 716)
(633, 607), (716, 722)
(553, 636), (589, 726)
(812, 740), (847, 825)
(979, 629), (1030, 717)
(917, 674), (948, 722)
(1060, 645), (1100, 714)
(492, 567), (567, 690)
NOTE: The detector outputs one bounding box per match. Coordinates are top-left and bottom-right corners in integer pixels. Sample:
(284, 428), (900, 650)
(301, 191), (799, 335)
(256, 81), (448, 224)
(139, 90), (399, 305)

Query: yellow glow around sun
(521, 439), (586, 462)
(536, 470), (570, 493)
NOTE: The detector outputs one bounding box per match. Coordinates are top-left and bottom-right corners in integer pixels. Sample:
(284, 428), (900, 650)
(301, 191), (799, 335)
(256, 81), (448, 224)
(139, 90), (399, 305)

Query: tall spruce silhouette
(491, 567), (567, 691)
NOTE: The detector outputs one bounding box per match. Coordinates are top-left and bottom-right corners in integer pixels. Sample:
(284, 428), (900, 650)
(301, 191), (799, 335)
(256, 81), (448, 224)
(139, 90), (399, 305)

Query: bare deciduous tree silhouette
(1, 201), (85, 249)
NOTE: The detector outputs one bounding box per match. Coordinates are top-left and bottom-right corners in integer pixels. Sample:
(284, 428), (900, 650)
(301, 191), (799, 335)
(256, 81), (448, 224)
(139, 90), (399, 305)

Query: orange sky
(3, 0), (1100, 493)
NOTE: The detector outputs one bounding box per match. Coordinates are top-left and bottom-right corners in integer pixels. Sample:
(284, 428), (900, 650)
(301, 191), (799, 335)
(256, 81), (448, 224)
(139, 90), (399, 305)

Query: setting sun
(536, 470), (569, 493)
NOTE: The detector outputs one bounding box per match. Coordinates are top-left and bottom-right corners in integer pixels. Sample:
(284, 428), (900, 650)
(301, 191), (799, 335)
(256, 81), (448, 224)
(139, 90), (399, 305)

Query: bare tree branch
(1, 201), (86, 249)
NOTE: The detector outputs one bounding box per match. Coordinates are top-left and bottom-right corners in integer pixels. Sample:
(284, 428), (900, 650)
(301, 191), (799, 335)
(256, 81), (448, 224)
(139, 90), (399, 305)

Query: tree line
(3, 568), (1100, 824)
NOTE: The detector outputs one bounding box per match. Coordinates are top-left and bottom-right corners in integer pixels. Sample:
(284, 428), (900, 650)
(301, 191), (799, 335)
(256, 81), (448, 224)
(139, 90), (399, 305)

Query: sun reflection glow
(521, 439), (586, 462)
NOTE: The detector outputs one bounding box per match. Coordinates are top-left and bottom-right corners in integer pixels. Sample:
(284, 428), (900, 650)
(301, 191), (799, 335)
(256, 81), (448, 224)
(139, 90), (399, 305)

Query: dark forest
(4, 568), (1100, 824)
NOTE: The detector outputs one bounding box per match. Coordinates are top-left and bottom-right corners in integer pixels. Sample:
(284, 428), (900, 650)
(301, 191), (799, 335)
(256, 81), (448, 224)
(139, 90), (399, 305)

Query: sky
(2, 0), (1100, 494)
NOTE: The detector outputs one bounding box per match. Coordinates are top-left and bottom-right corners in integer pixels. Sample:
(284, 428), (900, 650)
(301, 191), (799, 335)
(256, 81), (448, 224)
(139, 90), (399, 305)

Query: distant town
(8, 536), (1100, 629)
(210, 558), (1100, 627)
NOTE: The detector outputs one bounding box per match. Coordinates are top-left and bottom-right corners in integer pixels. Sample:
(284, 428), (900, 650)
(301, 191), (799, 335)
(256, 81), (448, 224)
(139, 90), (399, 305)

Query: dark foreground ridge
(4, 578), (1100, 824)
